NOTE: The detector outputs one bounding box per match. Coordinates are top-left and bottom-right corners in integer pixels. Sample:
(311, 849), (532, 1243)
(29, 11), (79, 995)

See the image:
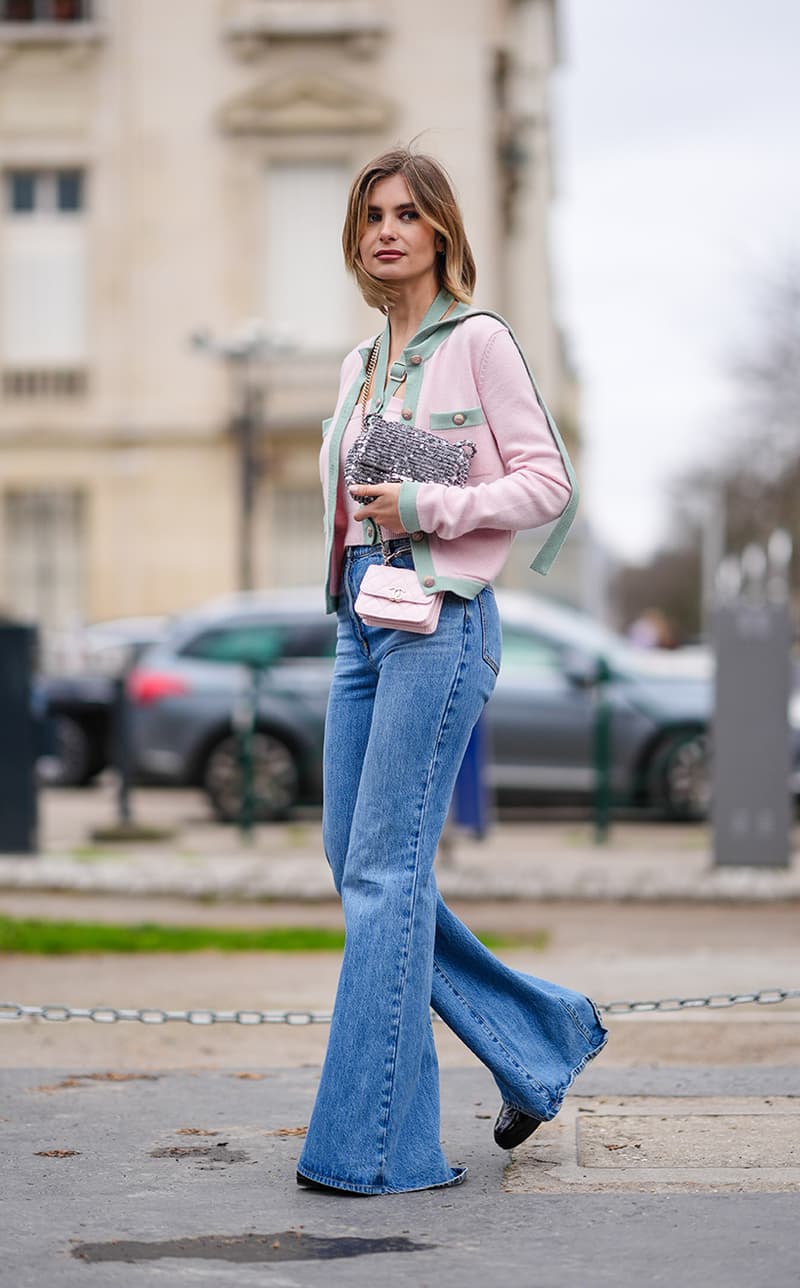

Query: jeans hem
(296, 1164), (467, 1196)
(544, 1000), (610, 1118)
(434, 963), (609, 1122)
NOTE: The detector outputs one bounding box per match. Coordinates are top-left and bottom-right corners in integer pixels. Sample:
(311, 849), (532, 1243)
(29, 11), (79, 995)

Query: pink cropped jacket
(319, 289), (578, 613)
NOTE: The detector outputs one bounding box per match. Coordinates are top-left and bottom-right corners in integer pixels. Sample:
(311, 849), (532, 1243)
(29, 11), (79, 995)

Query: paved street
(2, 1066), (799, 1288)
(2, 786), (799, 1285)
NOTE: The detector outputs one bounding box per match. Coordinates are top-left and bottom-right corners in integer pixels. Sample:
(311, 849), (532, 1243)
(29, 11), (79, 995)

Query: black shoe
(493, 1102), (543, 1150)
(296, 1170), (365, 1196)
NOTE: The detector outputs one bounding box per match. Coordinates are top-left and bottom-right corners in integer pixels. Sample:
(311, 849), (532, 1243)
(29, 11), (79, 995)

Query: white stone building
(0, 0), (577, 632)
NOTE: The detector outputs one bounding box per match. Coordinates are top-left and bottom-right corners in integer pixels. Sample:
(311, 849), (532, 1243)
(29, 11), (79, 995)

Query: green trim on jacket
(323, 290), (578, 612)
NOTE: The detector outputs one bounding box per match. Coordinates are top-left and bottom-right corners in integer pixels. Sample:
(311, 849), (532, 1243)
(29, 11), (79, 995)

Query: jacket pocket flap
(429, 407), (485, 431)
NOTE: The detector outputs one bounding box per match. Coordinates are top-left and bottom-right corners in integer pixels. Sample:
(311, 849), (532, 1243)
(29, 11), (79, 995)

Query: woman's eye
(400, 210), (419, 221)
(366, 212), (380, 223)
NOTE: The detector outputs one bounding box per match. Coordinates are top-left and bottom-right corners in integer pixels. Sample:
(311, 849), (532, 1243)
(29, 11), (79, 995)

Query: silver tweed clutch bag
(344, 411), (476, 504)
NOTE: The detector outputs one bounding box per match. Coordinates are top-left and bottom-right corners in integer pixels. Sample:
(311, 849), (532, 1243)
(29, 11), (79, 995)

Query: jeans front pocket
(477, 587), (501, 676)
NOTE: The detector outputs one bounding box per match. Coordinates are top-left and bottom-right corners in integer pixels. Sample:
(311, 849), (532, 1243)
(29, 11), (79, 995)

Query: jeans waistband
(343, 538), (412, 563)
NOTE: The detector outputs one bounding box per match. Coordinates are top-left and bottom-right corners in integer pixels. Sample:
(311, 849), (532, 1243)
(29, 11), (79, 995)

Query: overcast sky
(550, 0), (800, 563)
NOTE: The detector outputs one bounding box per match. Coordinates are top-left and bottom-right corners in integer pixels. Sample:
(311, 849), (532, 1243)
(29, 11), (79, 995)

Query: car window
(179, 617), (337, 666)
(278, 620), (337, 659)
(181, 624), (285, 667)
(500, 626), (564, 676)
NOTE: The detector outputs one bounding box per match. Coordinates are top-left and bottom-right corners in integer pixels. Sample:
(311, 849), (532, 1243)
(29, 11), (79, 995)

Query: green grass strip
(0, 916), (547, 957)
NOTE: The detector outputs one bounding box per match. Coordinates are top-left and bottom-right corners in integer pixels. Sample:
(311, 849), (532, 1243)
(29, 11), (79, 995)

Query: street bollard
(0, 622), (38, 854)
(112, 675), (133, 828)
(712, 535), (793, 868)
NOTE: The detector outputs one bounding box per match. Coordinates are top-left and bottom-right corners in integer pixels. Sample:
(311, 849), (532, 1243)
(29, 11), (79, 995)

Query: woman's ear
(435, 235), (446, 252)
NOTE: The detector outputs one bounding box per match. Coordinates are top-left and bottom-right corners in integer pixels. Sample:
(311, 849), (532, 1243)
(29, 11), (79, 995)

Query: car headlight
(790, 690), (800, 731)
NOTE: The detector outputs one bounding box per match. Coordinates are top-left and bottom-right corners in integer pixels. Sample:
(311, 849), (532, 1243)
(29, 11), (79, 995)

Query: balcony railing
(0, 0), (104, 43)
(2, 367), (88, 399)
(1, 1), (91, 20)
(224, 1), (385, 57)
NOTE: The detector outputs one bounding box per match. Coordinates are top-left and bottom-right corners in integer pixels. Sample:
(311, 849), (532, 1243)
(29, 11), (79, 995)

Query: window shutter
(264, 161), (350, 353)
(2, 215), (87, 364)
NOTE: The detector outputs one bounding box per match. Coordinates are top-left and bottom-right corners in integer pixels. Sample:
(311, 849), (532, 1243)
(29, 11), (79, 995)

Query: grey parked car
(128, 590), (335, 821)
(490, 593), (713, 815)
(126, 588), (739, 823)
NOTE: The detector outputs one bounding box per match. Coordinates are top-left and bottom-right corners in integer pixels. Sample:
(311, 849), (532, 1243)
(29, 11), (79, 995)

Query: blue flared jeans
(297, 542), (607, 1194)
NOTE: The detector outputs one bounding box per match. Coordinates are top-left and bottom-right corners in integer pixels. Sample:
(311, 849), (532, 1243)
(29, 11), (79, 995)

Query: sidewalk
(1, 786), (799, 902)
(3, 790), (800, 1285)
(2, 1064), (799, 1287)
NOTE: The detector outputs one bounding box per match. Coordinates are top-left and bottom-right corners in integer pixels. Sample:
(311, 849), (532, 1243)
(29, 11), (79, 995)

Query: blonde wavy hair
(342, 148), (476, 312)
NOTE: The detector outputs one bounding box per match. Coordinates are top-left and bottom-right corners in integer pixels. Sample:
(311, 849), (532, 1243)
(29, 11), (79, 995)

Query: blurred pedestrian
(627, 607), (677, 649)
(297, 148), (607, 1196)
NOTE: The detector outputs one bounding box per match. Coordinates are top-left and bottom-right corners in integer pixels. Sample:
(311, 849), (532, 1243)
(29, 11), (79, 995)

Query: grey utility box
(712, 589), (793, 869)
(0, 622), (38, 854)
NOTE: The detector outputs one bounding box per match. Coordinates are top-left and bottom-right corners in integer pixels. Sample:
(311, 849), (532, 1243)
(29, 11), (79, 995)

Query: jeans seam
(375, 599), (470, 1179)
(477, 591), (500, 675)
(346, 555), (376, 666)
(432, 959), (550, 1101)
(560, 998), (594, 1042)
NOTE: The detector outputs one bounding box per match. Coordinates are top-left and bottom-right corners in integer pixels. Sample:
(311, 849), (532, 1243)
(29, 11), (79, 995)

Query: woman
(297, 149), (607, 1196)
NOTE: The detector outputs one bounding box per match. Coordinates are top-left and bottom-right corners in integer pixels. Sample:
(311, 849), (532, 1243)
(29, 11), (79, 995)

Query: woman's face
(358, 173), (441, 291)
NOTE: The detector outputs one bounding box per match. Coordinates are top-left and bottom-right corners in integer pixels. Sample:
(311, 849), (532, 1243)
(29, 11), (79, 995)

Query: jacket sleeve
(398, 326), (572, 540)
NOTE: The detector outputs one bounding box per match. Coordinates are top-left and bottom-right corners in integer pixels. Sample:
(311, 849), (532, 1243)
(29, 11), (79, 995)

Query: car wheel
(38, 715), (95, 787)
(202, 730), (300, 823)
(649, 729), (711, 821)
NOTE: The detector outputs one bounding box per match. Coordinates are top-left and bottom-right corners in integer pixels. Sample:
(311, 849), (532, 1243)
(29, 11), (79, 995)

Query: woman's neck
(386, 278), (442, 357)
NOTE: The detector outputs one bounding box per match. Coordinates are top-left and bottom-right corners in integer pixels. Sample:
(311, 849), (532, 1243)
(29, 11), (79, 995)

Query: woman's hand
(350, 483), (405, 531)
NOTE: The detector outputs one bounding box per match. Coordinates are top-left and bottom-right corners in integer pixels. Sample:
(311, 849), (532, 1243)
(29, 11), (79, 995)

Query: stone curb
(1, 847), (800, 902)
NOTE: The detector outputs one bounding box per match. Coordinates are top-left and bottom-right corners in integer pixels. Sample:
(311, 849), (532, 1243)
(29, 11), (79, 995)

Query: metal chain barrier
(1, 988), (799, 1026)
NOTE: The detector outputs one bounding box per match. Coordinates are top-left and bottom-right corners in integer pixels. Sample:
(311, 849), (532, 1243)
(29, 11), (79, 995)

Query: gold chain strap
(358, 336), (382, 419)
(355, 335), (403, 564)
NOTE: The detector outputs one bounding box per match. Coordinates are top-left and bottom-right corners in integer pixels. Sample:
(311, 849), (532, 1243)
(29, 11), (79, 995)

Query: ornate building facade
(0, 0), (576, 631)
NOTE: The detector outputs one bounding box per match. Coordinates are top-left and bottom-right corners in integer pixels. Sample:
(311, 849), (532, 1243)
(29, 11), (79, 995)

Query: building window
(56, 170), (84, 212)
(264, 160), (350, 354)
(5, 168), (84, 215)
(8, 171), (35, 212)
(2, 168), (87, 371)
(0, 1), (91, 21)
(3, 489), (86, 632)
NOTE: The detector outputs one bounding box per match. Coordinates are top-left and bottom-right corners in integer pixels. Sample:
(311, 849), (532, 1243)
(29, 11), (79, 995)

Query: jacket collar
(357, 288), (470, 366)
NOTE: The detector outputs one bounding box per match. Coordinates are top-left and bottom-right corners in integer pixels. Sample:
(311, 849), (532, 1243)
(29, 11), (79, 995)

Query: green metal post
(593, 656), (612, 845)
(237, 666), (260, 842)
